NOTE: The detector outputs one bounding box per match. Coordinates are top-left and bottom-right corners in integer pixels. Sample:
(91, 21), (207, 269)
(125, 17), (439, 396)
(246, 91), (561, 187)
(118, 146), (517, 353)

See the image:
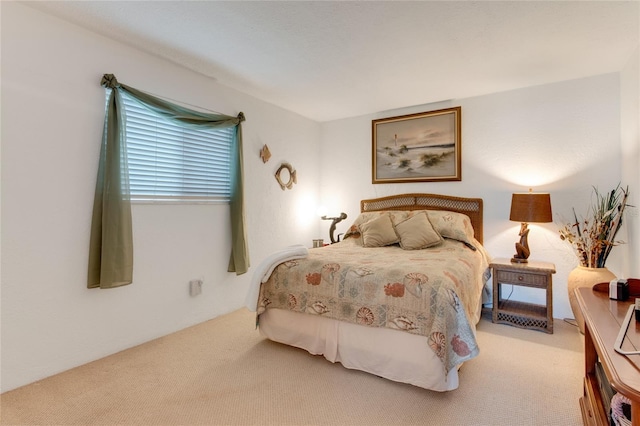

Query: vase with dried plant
(559, 184), (630, 333)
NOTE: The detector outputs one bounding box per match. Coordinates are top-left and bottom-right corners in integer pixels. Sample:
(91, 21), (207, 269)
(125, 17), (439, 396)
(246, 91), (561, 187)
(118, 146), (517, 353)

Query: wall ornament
(275, 162), (297, 190)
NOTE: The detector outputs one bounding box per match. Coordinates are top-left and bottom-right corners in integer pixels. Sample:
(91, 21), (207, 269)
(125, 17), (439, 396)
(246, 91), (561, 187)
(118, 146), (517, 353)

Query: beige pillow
(394, 212), (443, 250)
(343, 212), (384, 242)
(359, 214), (399, 247)
(426, 210), (476, 248)
(344, 211), (410, 244)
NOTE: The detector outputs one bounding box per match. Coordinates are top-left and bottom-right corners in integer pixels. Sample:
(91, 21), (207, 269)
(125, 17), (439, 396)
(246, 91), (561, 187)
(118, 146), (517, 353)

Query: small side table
(490, 258), (556, 333)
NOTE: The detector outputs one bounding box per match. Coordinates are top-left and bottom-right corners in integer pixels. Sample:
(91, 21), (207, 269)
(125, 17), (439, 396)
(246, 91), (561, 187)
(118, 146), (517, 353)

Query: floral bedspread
(257, 238), (490, 373)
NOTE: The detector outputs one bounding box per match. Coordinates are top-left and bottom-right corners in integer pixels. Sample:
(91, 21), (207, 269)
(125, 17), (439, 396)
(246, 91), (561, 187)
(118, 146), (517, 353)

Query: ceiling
(25, 1), (639, 122)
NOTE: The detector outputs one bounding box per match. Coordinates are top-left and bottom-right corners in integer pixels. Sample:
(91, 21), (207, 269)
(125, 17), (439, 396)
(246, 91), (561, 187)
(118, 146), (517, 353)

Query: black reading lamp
(509, 190), (552, 263)
(321, 212), (348, 244)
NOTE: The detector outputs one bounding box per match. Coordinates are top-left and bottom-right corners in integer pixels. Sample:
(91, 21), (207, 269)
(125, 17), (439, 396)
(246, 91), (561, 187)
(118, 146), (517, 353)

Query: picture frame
(372, 106), (461, 184)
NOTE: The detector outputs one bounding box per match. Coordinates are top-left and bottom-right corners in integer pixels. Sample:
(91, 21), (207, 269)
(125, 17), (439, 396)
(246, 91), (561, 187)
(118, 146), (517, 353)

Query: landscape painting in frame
(372, 107), (461, 183)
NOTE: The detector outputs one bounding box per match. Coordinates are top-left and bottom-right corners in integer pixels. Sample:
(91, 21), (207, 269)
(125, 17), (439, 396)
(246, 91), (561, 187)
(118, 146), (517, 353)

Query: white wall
(320, 73), (625, 321)
(1, 2), (320, 392)
(621, 46), (640, 277)
(2, 1), (638, 393)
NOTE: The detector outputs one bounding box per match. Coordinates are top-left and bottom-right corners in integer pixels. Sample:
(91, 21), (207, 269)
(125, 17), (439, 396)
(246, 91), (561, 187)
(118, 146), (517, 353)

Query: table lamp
(509, 190), (552, 263)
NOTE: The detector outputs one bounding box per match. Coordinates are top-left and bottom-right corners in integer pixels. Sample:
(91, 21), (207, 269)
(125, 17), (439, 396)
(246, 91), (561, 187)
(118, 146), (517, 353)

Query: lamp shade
(509, 192), (552, 223)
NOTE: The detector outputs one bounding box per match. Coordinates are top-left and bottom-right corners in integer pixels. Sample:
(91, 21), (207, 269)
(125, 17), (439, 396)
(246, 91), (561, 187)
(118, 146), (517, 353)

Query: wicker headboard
(360, 193), (484, 244)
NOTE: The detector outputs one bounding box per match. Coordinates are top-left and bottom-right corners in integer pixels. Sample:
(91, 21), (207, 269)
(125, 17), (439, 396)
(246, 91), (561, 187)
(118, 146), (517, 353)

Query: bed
(249, 193), (491, 391)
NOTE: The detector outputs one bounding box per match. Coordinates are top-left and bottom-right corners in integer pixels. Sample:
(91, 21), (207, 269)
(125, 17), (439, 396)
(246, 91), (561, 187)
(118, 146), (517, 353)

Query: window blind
(120, 91), (233, 203)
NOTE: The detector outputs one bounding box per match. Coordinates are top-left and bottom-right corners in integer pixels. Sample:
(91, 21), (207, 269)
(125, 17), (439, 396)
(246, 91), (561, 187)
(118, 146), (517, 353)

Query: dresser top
(577, 287), (640, 400)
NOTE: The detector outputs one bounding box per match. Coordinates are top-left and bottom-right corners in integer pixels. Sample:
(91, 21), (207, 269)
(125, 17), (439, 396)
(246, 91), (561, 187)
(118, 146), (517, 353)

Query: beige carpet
(1, 309), (584, 426)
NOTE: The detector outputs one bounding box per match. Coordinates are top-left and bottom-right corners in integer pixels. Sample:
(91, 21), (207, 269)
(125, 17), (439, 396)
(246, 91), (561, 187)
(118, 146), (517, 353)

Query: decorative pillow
(426, 210), (476, 248)
(344, 209), (477, 248)
(343, 224), (362, 242)
(344, 211), (409, 243)
(394, 212), (443, 250)
(344, 212), (380, 243)
(359, 214), (399, 247)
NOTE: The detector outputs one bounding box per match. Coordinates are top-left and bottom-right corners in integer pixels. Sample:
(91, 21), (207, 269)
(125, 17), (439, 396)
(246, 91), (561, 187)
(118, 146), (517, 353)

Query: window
(120, 91), (233, 203)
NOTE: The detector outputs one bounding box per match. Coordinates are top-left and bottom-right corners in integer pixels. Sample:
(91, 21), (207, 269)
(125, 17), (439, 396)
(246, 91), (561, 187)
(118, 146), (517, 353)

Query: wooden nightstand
(490, 258), (556, 333)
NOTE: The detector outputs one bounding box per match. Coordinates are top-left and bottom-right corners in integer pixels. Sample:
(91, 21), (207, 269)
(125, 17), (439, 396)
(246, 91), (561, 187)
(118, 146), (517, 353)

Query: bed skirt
(259, 308), (459, 391)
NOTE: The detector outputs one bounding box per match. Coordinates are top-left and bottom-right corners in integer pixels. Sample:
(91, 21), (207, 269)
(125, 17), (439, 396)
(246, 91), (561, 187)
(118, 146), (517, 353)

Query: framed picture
(372, 106), (461, 184)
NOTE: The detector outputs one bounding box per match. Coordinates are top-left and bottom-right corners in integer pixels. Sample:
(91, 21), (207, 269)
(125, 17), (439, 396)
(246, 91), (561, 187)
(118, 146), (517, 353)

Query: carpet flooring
(0, 309), (584, 425)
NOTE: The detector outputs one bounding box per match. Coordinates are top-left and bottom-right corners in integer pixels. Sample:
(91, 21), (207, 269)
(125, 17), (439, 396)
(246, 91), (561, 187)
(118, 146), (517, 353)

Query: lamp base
(321, 212), (348, 244)
(511, 222), (531, 264)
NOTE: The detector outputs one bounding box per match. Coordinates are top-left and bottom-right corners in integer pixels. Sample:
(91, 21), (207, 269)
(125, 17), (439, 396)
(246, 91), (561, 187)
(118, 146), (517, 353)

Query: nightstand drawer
(496, 270), (547, 288)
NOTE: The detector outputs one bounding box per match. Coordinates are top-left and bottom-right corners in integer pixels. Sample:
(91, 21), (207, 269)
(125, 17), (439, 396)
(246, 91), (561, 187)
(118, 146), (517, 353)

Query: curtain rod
(101, 73), (227, 116)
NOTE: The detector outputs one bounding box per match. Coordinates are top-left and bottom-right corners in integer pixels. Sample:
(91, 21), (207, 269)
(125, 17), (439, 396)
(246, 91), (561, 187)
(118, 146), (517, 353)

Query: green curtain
(88, 74), (250, 289)
(88, 80), (133, 288)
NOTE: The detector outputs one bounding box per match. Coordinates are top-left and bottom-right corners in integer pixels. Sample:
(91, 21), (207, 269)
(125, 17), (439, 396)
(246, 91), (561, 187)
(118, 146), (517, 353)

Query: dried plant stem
(559, 184), (630, 268)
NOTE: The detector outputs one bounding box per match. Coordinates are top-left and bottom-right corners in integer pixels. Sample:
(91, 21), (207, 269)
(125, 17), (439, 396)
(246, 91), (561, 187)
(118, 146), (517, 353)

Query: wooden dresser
(577, 287), (640, 425)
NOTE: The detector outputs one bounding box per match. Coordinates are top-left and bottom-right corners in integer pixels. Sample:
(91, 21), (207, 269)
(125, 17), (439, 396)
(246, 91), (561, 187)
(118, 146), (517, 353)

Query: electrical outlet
(189, 279), (203, 297)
